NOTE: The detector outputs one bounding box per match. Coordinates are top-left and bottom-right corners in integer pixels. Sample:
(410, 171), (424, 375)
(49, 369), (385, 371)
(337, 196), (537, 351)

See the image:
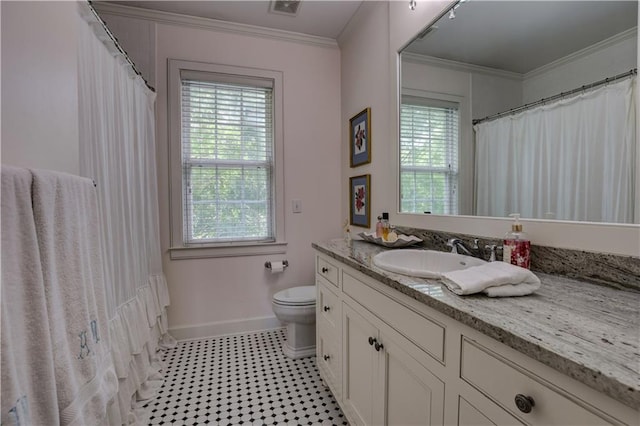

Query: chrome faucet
(447, 238), (485, 260)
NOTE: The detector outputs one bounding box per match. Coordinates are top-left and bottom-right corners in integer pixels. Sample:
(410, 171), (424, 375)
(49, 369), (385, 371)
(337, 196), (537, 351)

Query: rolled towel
(440, 261), (541, 297)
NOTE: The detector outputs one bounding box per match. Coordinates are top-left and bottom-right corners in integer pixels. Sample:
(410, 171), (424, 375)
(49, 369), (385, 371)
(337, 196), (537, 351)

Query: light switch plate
(292, 199), (302, 213)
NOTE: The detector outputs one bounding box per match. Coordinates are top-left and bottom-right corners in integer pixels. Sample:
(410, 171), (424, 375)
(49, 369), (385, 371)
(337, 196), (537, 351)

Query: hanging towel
(440, 261), (541, 297)
(30, 169), (118, 426)
(1, 165), (60, 426)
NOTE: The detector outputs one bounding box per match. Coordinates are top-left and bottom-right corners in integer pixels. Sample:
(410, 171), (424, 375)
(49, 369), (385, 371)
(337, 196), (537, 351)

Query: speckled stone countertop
(312, 239), (640, 409)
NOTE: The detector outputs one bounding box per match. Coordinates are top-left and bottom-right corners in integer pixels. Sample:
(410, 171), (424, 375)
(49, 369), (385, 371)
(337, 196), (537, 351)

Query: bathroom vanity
(313, 239), (639, 426)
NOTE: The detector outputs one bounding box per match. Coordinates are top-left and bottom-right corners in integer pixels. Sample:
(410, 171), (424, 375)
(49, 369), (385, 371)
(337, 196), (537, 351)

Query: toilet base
(281, 321), (316, 359)
(282, 342), (316, 359)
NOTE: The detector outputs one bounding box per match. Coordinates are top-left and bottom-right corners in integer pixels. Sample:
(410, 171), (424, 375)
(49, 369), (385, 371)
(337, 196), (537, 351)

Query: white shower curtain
(77, 3), (175, 424)
(474, 77), (636, 223)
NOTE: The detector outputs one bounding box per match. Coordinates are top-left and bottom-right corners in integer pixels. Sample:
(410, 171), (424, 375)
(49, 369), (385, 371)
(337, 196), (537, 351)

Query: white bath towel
(30, 169), (118, 425)
(1, 165), (60, 425)
(440, 261), (541, 297)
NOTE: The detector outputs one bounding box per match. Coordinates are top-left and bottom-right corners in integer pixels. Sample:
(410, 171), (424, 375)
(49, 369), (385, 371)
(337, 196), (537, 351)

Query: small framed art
(349, 107), (371, 167)
(349, 174), (371, 228)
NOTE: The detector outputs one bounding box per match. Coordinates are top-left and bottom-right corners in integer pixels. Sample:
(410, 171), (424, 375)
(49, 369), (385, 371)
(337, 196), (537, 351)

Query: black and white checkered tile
(146, 328), (348, 425)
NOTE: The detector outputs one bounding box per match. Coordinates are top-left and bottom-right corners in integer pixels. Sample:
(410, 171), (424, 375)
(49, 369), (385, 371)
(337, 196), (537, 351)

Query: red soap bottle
(503, 213), (531, 269)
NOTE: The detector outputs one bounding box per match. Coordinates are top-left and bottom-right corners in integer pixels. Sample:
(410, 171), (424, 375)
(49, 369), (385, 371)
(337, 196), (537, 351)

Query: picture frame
(349, 174), (371, 228)
(349, 107), (371, 167)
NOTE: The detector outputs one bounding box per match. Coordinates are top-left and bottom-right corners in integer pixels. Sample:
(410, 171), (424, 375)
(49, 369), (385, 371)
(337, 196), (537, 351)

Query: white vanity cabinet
(314, 251), (639, 426)
(342, 301), (445, 426)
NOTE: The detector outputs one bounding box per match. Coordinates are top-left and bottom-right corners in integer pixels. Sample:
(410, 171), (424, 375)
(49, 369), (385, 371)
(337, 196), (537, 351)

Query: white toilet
(272, 286), (316, 359)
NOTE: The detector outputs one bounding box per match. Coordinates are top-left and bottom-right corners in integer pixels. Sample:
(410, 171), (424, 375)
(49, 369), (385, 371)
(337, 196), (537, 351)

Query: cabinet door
(380, 330), (445, 426)
(317, 322), (341, 399)
(342, 303), (379, 426)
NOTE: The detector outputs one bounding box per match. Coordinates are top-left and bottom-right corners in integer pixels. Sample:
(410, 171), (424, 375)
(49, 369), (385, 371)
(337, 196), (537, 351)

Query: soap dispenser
(503, 213), (531, 269)
(376, 215), (383, 238)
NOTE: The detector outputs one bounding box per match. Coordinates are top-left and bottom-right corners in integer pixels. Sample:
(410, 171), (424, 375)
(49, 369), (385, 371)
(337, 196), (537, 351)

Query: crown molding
(525, 27), (638, 79)
(92, 2), (339, 49)
(401, 52), (523, 81)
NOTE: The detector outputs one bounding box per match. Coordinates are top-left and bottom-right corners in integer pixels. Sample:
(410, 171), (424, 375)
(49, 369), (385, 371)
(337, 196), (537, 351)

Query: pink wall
(1, 1), (80, 174)
(153, 23), (342, 338)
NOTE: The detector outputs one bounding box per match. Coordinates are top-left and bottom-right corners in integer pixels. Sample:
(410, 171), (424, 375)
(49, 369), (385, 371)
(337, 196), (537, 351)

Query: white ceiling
(405, 1), (638, 74)
(106, 0), (364, 39)
(104, 1), (637, 73)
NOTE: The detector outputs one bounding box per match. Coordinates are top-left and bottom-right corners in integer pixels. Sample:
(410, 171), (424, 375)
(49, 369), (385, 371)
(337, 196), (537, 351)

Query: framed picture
(349, 174), (371, 228)
(349, 107), (371, 167)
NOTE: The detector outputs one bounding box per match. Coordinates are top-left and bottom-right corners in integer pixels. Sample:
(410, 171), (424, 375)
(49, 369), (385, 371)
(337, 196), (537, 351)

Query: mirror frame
(388, 0), (639, 256)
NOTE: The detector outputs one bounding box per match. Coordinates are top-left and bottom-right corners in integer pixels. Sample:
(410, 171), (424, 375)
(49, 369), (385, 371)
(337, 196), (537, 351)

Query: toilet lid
(273, 286), (316, 305)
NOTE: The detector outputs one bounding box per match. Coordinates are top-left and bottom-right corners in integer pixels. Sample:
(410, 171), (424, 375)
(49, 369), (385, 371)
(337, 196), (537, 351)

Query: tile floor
(145, 328), (348, 425)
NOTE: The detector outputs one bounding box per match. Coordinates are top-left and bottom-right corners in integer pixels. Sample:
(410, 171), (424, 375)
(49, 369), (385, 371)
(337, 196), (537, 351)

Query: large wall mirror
(398, 1), (638, 224)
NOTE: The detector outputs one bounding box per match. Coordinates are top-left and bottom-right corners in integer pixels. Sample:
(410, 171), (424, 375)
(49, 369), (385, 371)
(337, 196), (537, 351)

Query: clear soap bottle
(376, 216), (383, 238)
(503, 213), (531, 269)
(381, 212), (390, 240)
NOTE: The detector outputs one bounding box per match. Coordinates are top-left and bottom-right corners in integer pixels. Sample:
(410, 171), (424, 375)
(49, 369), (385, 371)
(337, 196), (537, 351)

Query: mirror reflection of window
(400, 97), (459, 215)
(398, 1), (638, 224)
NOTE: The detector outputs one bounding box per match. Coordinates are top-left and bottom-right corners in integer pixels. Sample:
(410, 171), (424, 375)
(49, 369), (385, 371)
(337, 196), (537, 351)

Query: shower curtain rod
(472, 68), (637, 125)
(86, 1), (155, 93)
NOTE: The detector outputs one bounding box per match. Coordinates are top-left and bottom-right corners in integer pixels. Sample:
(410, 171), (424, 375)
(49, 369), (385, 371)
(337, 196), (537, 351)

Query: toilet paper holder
(265, 260), (289, 270)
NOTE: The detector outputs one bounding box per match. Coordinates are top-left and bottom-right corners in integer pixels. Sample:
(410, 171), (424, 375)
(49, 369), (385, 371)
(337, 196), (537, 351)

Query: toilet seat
(273, 286), (315, 306)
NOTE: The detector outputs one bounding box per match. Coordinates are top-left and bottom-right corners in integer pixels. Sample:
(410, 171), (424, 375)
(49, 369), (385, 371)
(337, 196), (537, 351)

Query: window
(168, 60), (285, 259)
(400, 97), (459, 215)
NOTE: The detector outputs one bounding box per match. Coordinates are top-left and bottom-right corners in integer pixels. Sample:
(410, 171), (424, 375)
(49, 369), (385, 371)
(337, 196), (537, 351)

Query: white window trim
(168, 59), (286, 259)
(399, 90), (462, 215)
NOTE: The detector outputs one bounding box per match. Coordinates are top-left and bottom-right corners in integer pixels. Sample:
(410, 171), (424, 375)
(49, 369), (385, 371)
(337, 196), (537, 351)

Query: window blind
(181, 77), (274, 244)
(400, 98), (459, 215)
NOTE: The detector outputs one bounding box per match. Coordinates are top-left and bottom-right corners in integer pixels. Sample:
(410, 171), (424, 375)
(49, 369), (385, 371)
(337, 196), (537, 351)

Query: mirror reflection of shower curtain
(474, 77), (636, 223)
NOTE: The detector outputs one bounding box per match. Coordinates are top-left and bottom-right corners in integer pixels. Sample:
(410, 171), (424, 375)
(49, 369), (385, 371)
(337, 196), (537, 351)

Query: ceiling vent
(269, 0), (302, 16)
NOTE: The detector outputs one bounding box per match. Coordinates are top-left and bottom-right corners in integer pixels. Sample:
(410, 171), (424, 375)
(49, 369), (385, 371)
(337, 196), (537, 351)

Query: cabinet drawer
(460, 337), (618, 425)
(342, 271), (445, 363)
(317, 256), (339, 287)
(317, 280), (340, 330)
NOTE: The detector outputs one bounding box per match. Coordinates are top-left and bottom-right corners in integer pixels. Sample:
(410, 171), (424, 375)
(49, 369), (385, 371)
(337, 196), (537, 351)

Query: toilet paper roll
(270, 261), (285, 274)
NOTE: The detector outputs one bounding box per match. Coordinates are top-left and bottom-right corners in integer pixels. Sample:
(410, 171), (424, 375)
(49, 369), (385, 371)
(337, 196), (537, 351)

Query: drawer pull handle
(323, 306), (330, 312)
(368, 337), (376, 346)
(514, 394), (535, 413)
(323, 355), (330, 361)
(321, 267), (329, 273)
(374, 342), (384, 352)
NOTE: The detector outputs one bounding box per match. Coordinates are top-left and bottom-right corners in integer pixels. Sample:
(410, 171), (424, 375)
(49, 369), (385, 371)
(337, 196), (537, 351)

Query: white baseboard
(169, 315), (284, 342)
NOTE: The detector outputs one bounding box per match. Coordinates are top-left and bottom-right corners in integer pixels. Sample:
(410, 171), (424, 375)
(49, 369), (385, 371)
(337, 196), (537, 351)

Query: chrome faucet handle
(447, 238), (460, 254)
(484, 245), (502, 262)
(473, 239), (480, 249)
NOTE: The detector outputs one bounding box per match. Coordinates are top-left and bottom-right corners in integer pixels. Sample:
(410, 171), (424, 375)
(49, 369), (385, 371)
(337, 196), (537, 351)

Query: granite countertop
(312, 239), (640, 409)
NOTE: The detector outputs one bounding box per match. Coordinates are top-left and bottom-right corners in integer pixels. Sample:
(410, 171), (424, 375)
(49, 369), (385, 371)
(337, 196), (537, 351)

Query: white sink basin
(372, 249), (486, 279)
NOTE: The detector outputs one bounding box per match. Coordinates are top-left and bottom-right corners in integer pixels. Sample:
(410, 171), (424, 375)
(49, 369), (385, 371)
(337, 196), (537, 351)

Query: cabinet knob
(514, 394), (535, 413)
(368, 337), (376, 346)
(321, 267), (329, 273)
(374, 342), (384, 352)
(323, 306), (330, 312)
(323, 354), (330, 361)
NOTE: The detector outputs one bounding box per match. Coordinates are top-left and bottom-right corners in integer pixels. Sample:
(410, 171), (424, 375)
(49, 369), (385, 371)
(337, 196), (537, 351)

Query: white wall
(97, 8), (343, 338)
(523, 31), (637, 103)
(1, 1), (80, 174)
(97, 13), (156, 86)
(340, 1), (640, 257)
(471, 73), (523, 120)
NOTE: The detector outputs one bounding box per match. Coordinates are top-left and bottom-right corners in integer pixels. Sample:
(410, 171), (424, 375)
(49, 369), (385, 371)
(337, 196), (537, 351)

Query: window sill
(169, 241), (288, 260)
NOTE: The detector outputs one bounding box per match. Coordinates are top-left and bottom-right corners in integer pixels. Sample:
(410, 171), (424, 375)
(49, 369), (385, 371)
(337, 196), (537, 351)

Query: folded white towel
(440, 261), (541, 297)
